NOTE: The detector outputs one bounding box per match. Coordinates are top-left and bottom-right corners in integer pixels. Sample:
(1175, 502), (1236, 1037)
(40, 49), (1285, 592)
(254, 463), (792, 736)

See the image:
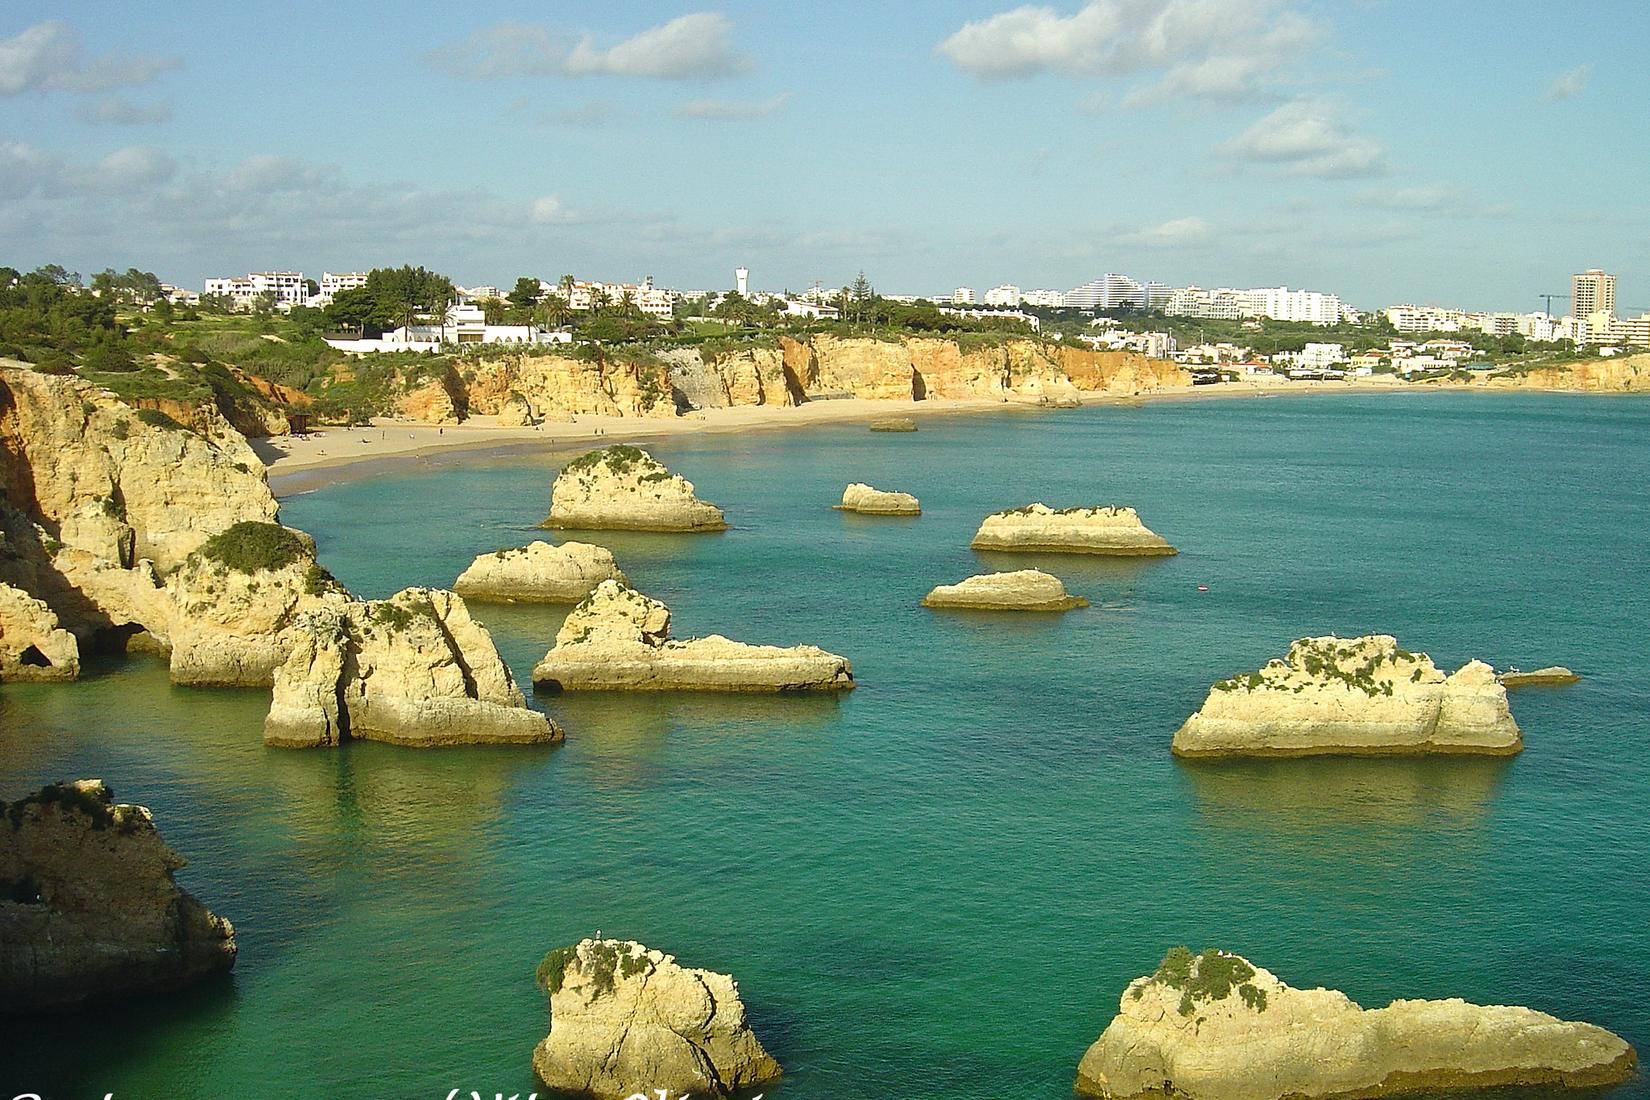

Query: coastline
(258, 376), (1545, 496)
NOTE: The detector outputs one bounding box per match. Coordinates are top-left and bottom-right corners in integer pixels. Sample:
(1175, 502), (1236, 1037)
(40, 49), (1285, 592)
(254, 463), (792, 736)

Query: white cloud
(429, 13), (750, 81)
(530, 196), (574, 224)
(673, 92), (790, 120)
(0, 140), (63, 198)
(1352, 183), (1466, 212)
(1221, 98), (1387, 178)
(0, 21), (179, 96)
(90, 146), (177, 192)
(1547, 63), (1590, 101)
(936, 0), (1319, 103)
(1119, 215), (1213, 247)
(76, 95), (172, 126)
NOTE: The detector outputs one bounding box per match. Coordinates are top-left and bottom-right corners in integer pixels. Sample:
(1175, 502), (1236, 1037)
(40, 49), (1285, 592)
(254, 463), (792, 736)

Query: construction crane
(1538, 292), (1570, 316)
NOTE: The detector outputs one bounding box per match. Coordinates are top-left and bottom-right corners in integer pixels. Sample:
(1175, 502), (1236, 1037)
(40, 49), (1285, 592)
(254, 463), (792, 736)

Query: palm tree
(539, 292), (571, 328)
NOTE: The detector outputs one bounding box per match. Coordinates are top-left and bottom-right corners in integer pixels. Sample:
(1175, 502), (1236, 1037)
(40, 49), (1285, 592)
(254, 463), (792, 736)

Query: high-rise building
(1067, 274), (1145, 310)
(1572, 269), (1616, 319)
(735, 267), (749, 296)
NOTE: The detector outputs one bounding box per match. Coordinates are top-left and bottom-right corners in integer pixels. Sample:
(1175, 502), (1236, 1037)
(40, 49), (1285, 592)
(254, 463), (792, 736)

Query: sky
(1, 1), (1644, 312)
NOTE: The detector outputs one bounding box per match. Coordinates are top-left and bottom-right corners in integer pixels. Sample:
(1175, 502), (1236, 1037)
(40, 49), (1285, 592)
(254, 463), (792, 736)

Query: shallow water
(3, 392), (1647, 1099)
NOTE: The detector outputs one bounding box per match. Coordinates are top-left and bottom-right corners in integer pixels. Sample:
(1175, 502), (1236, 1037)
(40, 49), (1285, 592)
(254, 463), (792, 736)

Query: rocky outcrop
(462, 353), (676, 421)
(0, 780), (236, 1012)
(869, 416), (917, 431)
(922, 569), (1087, 611)
(0, 580), (79, 681)
(1501, 666), (1580, 688)
(497, 391), (538, 426)
(1074, 948), (1637, 1100)
(1173, 635), (1522, 758)
(971, 503), (1177, 556)
(532, 938), (782, 1100)
(545, 446), (727, 532)
(804, 335), (918, 399)
(1485, 353), (1650, 393)
(834, 483), (920, 515)
(533, 579), (853, 693)
(453, 540), (626, 603)
(265, 588), (559, 747)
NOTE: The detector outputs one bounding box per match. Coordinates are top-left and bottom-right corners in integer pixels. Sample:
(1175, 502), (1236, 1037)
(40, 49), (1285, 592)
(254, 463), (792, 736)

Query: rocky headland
(971, 503), (1177, 556)
(265, 587), (559, 747)
(532, 938), (782, 1100)
(834, 482), (921, 515)
(922, 569), (1088, 611)
(453, 540), (626, 603)
(1, 780), (236, 1012)
(1075, 947), (1637, 1100)
(533, 579), (854, 693)
(544, 445), (727, 532)
(1173, 635), (1522, 758)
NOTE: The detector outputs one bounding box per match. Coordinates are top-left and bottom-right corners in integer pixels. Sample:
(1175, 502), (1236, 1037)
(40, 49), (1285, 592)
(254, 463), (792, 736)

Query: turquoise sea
(2, 392), (1647, 1099)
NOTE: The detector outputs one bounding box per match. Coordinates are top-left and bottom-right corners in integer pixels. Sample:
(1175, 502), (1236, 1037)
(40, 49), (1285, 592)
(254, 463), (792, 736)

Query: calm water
(3, 392), (1647, 1100)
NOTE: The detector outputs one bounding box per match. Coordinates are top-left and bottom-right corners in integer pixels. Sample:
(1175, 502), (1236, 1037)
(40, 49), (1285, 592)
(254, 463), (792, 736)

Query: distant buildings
(1572, 269), (1616, 319)
(983, 284), (1021, 307)
(1020, 288), (1068, 308)
(939, 306), (1039, 332)
(1067, 274), (1145, 310)
(203, 271), (309, 309)
(323, 302), (570, 353)
(951, 287), (975, 305)
(736, 267), (749, 297)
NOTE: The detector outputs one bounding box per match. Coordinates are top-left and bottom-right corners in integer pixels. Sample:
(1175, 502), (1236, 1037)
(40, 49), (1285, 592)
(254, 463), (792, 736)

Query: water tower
(735, 267), (749, 296)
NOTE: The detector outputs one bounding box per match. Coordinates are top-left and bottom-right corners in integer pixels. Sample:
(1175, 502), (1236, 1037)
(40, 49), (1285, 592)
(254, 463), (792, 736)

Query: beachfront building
(203, 271), (309, 310)
(983, 284), (1022, 307)
(1020, 288), (1068, 308)
(1297, 342), (1349, 369)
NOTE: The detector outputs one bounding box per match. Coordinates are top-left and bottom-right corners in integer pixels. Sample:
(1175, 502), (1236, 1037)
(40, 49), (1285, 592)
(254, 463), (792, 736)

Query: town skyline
(2, 2), (1645, 311)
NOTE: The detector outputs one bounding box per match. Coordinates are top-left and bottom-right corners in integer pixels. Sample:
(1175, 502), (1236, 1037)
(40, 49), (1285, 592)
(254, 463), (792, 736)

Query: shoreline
(258, 377), (1578, 496)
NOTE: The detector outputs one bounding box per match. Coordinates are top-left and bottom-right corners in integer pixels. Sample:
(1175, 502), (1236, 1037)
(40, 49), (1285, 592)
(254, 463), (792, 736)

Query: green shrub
(1151, 947), (1268, 1016)
(197, 522), (309, 574)
(135, 407), (187, 432)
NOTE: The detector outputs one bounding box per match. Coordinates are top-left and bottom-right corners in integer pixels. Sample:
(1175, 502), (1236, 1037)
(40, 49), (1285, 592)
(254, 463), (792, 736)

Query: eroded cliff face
(1075, 948), (1636, 1100)
(0, 780), (236, 1012)
(460, 354), (676, 421)
(1484, 353), (1650, 393)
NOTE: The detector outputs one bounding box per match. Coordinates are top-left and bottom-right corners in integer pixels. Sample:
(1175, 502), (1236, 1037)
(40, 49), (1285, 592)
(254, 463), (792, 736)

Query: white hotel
(202, 271), (309, 308)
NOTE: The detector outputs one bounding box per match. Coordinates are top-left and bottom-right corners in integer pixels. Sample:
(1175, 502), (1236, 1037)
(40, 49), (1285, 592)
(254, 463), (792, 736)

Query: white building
(1020, 288), (1068, 308)
(1067, 274), (1145, 310)
(1240, 286), (1343, 325)
(1572, 269), (1616, 320)
(203, 271), (309, 310)
(951, 287), (976, 305)
(938, 306), (1038, 332)
(983, 284), (1022, 307)
(320, 272), (368, 297)
(1297, 342), (1348, 369)
(1165, 286), (1245, 320)
(736, 267), (749, 297)
(1384, 304), (1467, 333)
(541, 276), (675, 319)
(323, 302), (570, 353)
(1144, 281), (1173, 311)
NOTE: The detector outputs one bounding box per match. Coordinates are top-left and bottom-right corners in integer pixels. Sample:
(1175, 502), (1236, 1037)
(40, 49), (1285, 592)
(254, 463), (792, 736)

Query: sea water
(2, 392), (1646, 1099)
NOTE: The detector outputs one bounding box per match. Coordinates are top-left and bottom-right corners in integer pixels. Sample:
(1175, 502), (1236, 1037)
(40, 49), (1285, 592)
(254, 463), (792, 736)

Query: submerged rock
(868, 416), (917, 432)
(1173, 635), (1521, 758)
(532, 938), (782, 1100)
(1501, 665), (1581, 688)
(454, 541), (626, 603)
(971, 503), (1176, 555)
(0, 780), (236, 1012)
(533, 579), (853, 693)
(923, 569), (1087, 611)
(265, 587), (560, 747)
(544, 445), (726, 532)
(834, 482), (921, 515)
(0, 581), (79, 682)
(1075, 947), (1637, 1100)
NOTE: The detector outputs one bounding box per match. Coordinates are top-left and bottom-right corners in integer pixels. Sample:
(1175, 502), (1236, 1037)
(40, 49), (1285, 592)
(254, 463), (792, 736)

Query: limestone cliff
(1486, 352), (1650, 393)
(462, 353), (676, 421)
(0, 580), (79, 681)
(971, 503), (1177, 555)
(545, 445), (727, 532)
(454, 540), (626, 603)
(532, 938), (782, 1100)
(1075, 947), (1637, 1100)
(265, 588), (559, 748)
(922, 569), (1087, 611)
(533, 579), (854, 693)
(0, 780), (236, 1012)
(835, 483), (921, 515)
(1173, 635), (1521, 758)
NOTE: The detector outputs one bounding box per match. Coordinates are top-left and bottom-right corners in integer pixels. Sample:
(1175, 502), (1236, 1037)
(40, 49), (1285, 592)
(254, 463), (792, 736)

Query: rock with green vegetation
(265, 587), (560, 748)
(453, 540), (625, 603)
(970, 502), (1176, 555)
(868, 416), (917, 432)
(1173, 634), (1521, 758)
(544, 445), (727, 532)
(0, 580), (80, 682)
(922, 569), (1087, 612)
(0, 779), (236, 1012)
(531, 938), (782, 1100)
(1501, 665), (1581, 688)
(834, 482), (921, 515)
(533, 579), (854, 693)
(1075, 948), (1637, 1100)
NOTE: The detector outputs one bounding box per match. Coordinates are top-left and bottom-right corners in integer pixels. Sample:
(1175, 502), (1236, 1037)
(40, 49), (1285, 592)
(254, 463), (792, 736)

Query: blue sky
(1, 1), (1643, 311)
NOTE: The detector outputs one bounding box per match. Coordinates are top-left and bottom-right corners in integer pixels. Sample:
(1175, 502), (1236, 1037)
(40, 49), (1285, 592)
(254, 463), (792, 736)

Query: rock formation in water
(0, 580), (80, 681)
(922, 569), (1087, 611)
(1172, 635), (1522, 758)
(868, 417), (918, 432)
(971, 503), (1177, 556)
(454, 540), (626, 603)
(1074, 947), (1637, 1100)
(532, 938), (782, 1100)
(0, 780), (236, 1012)
(544, 445), (727, 532)
(265, 587), (560, 747)
(1501, 666), (1580, 688)
(834, 483), (921, 515)
(533, 579), (853, 693)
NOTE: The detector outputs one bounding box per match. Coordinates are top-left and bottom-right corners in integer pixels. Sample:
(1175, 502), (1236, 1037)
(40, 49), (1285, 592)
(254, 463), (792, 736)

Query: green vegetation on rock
(197, 522), (309, 575)
(1147, 947), (1269, 1016)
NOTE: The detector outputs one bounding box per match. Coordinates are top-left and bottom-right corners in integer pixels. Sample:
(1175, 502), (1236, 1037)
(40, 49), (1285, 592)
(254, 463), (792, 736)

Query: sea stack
(453, 540), (626, 603)
(264, 588), (560, 747)
(922, 569), (1087, 611)
(0, 780), (237, 1012)
(532, 579), (854, 693)
(1172, 635), (1521, 758)
(544, 445), (727, 532)
(532, 938), (782, 1100)
(834, 483), (921, 515)
(971, 503), (1176, 555)
(1074, 947), (1637, 1100)
(1501, 666), (1581, 688)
